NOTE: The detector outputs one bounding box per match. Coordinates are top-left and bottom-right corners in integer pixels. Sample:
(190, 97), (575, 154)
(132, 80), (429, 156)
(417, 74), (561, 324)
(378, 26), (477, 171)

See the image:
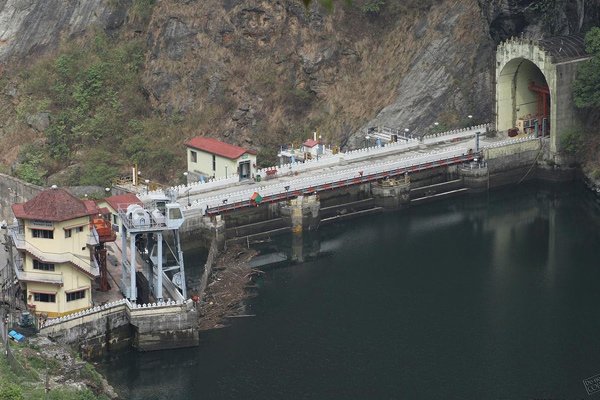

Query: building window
(66, 290), (86, 302)
(212, 154), (216, 171)
(190, 150), (197, 163)
(65, 229), (72, 238)
(33, 260), (55, 271)
(33, 293), (56, 303)
(77, 226), (84, 233)
(113, 214), (118, 225)
(32, 229), (54, 239)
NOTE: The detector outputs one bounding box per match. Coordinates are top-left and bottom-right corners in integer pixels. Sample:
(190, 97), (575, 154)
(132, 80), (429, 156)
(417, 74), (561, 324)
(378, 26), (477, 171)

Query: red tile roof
(104, 193), (142, 212)
(12, 188), (99, 222)
(185, 137), (257, 160)
(303, 139), (319, 148)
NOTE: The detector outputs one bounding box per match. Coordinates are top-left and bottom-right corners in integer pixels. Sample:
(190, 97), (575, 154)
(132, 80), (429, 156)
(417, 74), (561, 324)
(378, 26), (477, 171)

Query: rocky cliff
(0, 0), (598, 184)
(0, 0), (129, 63)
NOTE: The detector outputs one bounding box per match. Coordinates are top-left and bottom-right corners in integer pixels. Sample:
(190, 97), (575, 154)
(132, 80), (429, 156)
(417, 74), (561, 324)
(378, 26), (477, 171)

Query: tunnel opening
(497, 58), (551, 138)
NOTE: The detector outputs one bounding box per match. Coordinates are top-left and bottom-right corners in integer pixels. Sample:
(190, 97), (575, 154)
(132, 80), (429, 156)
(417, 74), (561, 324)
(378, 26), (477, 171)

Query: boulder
(26, 112), (50, 132)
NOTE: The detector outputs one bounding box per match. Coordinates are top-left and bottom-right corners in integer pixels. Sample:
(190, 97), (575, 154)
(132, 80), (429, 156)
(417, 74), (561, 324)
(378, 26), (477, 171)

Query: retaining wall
(0, 173), (42, 222)
(39, 299), (198, 358)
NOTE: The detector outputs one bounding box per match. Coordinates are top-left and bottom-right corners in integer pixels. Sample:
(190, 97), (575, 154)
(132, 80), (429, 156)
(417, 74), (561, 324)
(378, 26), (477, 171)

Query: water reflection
(101, 183), (600, 399)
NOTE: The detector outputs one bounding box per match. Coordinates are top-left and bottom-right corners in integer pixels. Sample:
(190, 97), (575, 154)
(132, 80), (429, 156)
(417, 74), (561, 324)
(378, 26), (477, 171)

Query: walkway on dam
(139, 124), (538, 215)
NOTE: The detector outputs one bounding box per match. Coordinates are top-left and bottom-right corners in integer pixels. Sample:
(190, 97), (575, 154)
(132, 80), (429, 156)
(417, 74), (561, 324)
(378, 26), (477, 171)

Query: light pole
(285, 185), (290, 201)
(467, 115), (473, 126)
(183, 171), (188, 186)
(105, 187), (111, 197)
(225, 166), (228, 179)
(317, 134), (322, 160)
(144, 179), (149, 194)
(365, 135), (370, 148)
(404, 128), (410, 139)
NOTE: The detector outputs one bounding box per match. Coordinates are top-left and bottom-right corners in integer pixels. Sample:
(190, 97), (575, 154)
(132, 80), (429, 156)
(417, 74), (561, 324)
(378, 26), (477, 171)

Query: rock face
(25, 112), (49, 132)
(353, 0), (495, 144)
(0, 0), (598, 160)
(141, 0), (500, 148)
(479, 0), (600, 42)
(0, 0), (129, 63)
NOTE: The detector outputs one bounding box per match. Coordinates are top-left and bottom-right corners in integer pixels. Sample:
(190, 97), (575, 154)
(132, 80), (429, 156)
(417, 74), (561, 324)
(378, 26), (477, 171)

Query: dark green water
(100, 183), (600, 399)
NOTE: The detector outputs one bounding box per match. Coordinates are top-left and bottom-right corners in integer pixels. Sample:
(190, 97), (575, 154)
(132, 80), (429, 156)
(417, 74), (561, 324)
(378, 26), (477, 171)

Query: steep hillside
(0, 0), (597, 187)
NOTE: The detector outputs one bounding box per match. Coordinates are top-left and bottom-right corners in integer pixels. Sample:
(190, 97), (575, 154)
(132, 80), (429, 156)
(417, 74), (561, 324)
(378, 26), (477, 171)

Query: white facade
(186, 147), (257, 181)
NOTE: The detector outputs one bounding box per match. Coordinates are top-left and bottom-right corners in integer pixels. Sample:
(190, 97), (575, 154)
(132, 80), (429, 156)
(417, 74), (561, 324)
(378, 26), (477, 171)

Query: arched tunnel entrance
(497, 58), (551, 137)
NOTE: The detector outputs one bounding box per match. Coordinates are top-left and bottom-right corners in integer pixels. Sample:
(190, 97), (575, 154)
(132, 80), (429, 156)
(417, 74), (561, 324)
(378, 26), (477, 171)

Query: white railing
(40, 299), (128, 328)
(40, 298), (189, 329)
(421, 124), (491, 145)
(481, 134), (538, 149)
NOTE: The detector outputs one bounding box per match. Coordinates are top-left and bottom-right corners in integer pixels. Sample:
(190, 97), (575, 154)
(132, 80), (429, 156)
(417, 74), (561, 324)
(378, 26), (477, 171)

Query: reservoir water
(101, 182), (600, 399)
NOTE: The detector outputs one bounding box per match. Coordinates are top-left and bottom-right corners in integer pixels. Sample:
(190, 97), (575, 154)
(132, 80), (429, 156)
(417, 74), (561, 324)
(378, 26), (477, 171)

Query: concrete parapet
(39, 299), (199, 357)
(370, 178), (411, 209)
(128, 300), (198, 351)
(280, 194), (321, 233)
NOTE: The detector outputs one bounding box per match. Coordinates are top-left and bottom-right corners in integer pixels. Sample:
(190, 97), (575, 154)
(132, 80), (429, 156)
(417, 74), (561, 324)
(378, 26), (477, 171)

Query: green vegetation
(0, 341), (108, 400)
(560, 129), (585, 157)
(531, 0), (567, 35)
(360, 0), (385, 15)
(16, 28), (185, 186)
(574, 27), (600, 109)
(301, 0), (353, 12)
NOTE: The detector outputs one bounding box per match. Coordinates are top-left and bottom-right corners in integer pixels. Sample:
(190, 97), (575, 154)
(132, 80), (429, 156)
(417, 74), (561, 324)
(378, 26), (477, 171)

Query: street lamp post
(184, 188), (191, 206)
(284, 185), (290, 201)
(105, 187), (111, 197)
(365, 135), (370, 148)
(317, 134), (322, 160)
(404, 128), (410, 139)
(144, 179), (149, 194)
(183, 171), (188, 187)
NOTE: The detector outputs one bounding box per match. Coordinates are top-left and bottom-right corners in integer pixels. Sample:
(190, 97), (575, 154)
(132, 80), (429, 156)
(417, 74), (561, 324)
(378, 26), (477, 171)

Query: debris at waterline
(196, 245), (262, 331)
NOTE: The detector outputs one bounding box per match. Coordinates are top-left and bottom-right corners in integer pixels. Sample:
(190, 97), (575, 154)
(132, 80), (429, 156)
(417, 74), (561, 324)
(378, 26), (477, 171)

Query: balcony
(17, 270), (63, 285)
(9, 226), (99, 278)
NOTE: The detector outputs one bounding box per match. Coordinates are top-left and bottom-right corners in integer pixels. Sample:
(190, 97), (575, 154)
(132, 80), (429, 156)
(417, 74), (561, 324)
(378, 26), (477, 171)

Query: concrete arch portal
(495, 35), (589, 156)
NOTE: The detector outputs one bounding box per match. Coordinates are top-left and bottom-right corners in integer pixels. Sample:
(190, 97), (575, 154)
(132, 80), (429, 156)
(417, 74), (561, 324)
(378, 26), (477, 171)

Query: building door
(239, 161), (251, 180)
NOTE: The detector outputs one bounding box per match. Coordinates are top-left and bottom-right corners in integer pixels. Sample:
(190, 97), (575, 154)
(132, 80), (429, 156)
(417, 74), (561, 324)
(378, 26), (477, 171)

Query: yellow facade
(186, 148), (256, 180)
(16, 216), (96, 317)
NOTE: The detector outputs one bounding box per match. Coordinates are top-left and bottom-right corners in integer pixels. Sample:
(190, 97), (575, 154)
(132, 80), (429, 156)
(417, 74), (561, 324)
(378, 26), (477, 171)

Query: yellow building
(184, 137), (257, 181)
(11, 187), (100, 317)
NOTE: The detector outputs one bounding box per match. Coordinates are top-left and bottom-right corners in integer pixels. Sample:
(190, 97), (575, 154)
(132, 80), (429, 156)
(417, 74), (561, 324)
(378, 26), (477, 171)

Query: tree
(573, 27), (600, 109)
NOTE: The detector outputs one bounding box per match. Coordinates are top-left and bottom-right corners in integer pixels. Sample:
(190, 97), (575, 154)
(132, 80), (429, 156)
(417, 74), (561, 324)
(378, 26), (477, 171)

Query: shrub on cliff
(574, 27), (600, 109)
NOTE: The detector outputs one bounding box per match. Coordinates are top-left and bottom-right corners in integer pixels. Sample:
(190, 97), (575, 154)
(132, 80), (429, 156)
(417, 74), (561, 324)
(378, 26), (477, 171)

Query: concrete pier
(371, 177), (411, 210)
(280, 195), (321, 233)
(460, 164), (489, 192)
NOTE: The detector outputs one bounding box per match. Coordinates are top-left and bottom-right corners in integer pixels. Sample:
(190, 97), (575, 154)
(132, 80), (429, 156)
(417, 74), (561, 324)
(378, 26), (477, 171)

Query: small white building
(301, 138), (321, 160)
(185, 137), (257, 181)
